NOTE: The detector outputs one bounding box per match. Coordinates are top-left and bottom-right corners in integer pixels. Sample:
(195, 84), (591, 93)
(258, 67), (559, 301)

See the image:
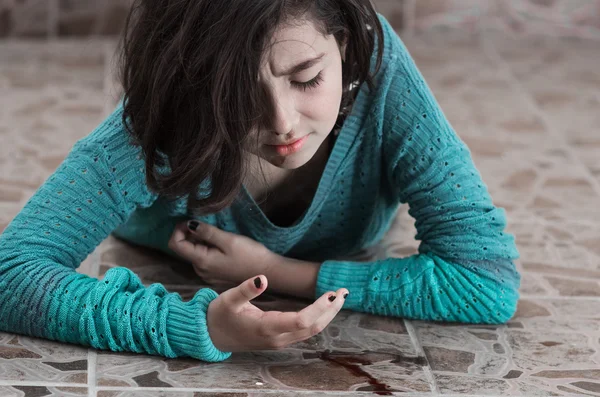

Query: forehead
(263, 18), (332, 64)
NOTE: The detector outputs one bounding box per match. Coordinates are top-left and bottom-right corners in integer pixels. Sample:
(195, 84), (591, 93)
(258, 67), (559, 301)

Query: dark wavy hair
(116, 0), (384, 216)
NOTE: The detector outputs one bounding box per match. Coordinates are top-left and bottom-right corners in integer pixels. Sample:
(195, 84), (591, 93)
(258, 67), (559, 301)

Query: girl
(0, 0), (521, 363)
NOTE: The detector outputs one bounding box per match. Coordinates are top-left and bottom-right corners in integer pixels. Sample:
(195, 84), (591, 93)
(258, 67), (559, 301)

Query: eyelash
(292, 72), (323, 91)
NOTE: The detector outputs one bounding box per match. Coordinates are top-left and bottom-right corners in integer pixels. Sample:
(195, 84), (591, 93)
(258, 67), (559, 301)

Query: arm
(312, 20), (521, 324)
(265, 256), (321, 300)
(0, 101), (231, 362)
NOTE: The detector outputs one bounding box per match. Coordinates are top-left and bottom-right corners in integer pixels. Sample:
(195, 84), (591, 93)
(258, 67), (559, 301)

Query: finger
(221, 275), (267, 310)
(273, 289), (348, 346)
(260, 288), (348, 336)
(280, 292), (346, 345)
(169, 222), (209, 261)
(187, 220), (231, 250)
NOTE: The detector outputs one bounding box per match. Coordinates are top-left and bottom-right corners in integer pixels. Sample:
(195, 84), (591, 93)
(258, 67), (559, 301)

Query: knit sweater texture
(0, 15), (521, 362)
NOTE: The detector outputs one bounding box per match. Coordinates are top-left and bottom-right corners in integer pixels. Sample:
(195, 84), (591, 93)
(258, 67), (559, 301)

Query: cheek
(301, 71), (343, 126)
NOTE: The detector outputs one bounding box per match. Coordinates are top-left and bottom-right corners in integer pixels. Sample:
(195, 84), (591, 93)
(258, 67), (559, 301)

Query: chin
(267, 153), (311, 169)
(265, 146), (317, 169)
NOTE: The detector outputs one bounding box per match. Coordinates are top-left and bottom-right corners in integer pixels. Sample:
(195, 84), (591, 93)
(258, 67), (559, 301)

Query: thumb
(222, 275), (267, 308)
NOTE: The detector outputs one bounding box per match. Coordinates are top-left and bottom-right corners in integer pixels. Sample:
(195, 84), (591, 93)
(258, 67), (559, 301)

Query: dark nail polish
(343, 293), (348, 299)
(188, 220), (199, 231)
(328, 295), (336, 302)
(254, 277), (261, 289)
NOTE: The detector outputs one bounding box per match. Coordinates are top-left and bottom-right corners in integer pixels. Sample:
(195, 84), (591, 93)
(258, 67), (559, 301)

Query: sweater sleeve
(0, 101), (232, 362)
(314, 21), (521, 324)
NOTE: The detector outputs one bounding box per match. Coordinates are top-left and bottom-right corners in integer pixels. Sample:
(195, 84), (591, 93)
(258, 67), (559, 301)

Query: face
(247, 17), (346, 170)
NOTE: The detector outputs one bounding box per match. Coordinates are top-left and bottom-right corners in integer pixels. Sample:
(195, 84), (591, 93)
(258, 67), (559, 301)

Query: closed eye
(291, 71), (323, 91)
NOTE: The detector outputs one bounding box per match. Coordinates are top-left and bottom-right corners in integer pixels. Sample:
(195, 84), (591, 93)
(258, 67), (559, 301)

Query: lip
(267, 136), (304, 146)
(266, 134), (309, 156)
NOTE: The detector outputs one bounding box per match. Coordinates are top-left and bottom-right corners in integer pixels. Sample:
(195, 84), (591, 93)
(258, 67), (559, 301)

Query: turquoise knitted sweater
(0, 15), (520, 363)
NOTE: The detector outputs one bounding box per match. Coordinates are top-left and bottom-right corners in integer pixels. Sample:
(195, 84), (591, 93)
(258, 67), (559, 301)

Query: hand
(207, 274), (349, 352)
(168, 220), (279, 287)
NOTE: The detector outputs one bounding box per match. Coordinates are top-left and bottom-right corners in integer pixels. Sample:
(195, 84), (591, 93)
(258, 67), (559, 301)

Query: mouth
(266, 136), (304, 146)
(265, 134), (309, 156)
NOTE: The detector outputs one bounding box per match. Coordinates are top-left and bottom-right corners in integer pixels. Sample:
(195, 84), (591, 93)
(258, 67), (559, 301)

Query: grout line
(93, 386), (558, 397)
(529, 273), (561, 296)
(404, 320), (439, 394)
(0, 379), (541, 397)
(590, 332), (600, 365)
(88, 350), (97, 397)
(93, 386), (436, 395)
(0, 381), (87, 387)
(482, 31), (600, 199)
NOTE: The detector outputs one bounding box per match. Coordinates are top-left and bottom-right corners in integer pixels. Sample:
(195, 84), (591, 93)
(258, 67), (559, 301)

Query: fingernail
(343, 293), (349, 299)
(328, 295), (336, 302)
(254, 277), (261, 289)
(188, 220), (199, 231)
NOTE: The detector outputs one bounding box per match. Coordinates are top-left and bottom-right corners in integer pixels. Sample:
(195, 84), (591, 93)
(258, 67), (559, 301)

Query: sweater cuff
(315, 260), (375, 311)
(166, 288), (232, 362)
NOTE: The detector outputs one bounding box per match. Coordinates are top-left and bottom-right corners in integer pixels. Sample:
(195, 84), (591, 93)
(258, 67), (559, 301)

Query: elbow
(480, 274), (521, 324)
(434, 255), (522, 325)
(491, 289), (519, 324)
(493, 260), (521, 324)
(469, 256), (522, 324)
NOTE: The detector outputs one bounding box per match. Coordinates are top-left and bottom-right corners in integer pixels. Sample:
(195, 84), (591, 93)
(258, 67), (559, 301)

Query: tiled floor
(1, 28), (599, 397)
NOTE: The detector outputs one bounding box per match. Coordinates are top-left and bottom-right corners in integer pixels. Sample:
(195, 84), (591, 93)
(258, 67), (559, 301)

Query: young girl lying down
(0, 0), (521, 362)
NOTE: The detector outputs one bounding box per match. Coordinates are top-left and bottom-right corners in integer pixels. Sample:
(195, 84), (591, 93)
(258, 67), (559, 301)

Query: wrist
(264, 254), (321, 300)
(166, 288), (232, 362)
(262, 251), (283, 277)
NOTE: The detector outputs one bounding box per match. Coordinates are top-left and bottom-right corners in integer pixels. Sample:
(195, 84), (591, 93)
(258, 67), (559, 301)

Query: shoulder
(364, 14), (423, 103)
(374, 14), (412, 67)
(69, 98), (159, 208)
(76, 99), (138, 152)
(72, 98), (153, 171)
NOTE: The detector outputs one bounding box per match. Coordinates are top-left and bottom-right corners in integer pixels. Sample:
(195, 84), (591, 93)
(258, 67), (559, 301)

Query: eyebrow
(275, 53), (326, 77)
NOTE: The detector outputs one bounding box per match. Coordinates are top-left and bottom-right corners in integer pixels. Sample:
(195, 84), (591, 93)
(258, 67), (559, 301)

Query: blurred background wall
(1, 0), (600, 39)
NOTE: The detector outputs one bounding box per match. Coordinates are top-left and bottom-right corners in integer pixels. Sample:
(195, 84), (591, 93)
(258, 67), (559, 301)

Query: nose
(270, 89), (300, 136)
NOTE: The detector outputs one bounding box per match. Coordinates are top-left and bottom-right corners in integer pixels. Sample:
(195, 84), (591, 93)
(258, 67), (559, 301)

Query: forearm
(265, 255), (322, 300)
(315, 254), (520, 323)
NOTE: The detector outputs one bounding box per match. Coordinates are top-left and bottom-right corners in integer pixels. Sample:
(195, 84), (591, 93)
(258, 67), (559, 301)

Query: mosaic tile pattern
(403, 0), (600, 39)
(1, 0), (600, 40)
(1, 26), (600, 397)
(404, 29), (600, 397)
(0, 0), (135, 38)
